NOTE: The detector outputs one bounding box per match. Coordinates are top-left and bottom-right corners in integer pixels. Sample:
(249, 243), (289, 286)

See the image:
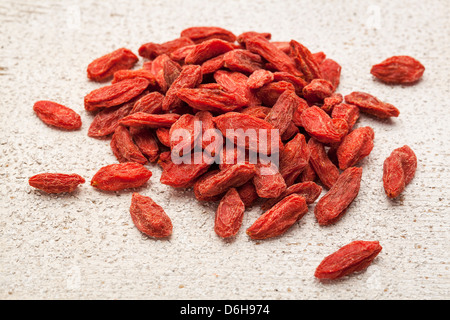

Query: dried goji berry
(130, 193), (173, 238)
(315, 241), (382, 280)
(162, 65), (203, 111)
(184, 39), (235, 65)
(155, 127), (171, 147)
(314, 166), (363, 225)
(131, 92), (164, 115)
(236, 181), (259, 208)
(138, 37), (194, 60)
(223, 49), (264, 74)
(87, 48), (138, 82)
(247, 69), (274, 89)
(256, 81), (296, 107)
(214, 70), (260, 107)
(112, 69), (157, 87)
(84, 78), (150, 112)
(261, 181), (322, 211)
(214, 188), (245, 238)
(194, 163), (256, 198)
(300, 106), (348, 144)
(88, 102), (134, 137)
(279, 133), (310, 186)
(91, 162), (152, 191)
(246, 36), (302, 77)
(308, 138), (340, 189)
(181, 26), (237, 44)
(177, 88), (247, 113)
(331, 103), (360, 131)
(252, 161), (287, 199)
(383, 145), (417, 198)
(129, 127), (160, 163)
(336, 126), (375, 170)
(370, 56), (425, 84)
(236, 31), (271, 46)
(344, 91), (400, 119)
(169, 114), (201, 156)
(312, 51), (327, 65)
(119, 112), (180, 128)
(110, 125), (147, 164)
(272, 72), (308, 96)
(241, 106), (271, 119)
(201, 54), (226, 74)
(302, 79), (334, 104)
(321, 93), (343, 114)
(29, 173), (85, 193)
(319, 58), (342, 90)
(264, 90), (302, 136)
(33, 100), (82, 131)
(246, 194), (308, 240)
(289, 40), (322, 82)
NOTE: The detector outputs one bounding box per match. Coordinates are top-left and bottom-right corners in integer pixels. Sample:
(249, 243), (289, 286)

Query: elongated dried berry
(265, 90), (302, 136)
(247, 194), (308, 240)
(383, 145), (417, 198)
(29, 173), (85, 193)
(110, 125), (147, 164)
(130, 193), (173, 238)
(33, 100), (82, 130)
(302, 79), (334, 104)
(84, 78), (149, 112)
(319, 59), (341, 90)
(214, 188), (245, 238)
(138, 37), (194, 60)
(223, 49), (264, 74)
(344, 91), (399, 119)
(370, 56), (425, 84)
(261, 181), (322, 211)
(247, 69), (274, 89)
(181, 26), (237, 44)
(331, 103), (360, 131)
(315, 241), (382, 280)
(88, 102), (134, 137)
(177, 88), (247, 113)
(131, 92), (164, 114)
(289, 40), (322, 82)
(130, 127), (160, 163)
(91, 163), (152, 191)
(337, 126), (375, 170)
(279, 133), (310, 186)
(185, 39), (234, 65)
(314, 167), (362, 225)
(252, 161), (287, 199)
(300, 106), (348, 144)
(119, 112), (180, 128)
(87, 48), (138, 82)
(112, 69), (157, 87)
(308, 138), (340, 189)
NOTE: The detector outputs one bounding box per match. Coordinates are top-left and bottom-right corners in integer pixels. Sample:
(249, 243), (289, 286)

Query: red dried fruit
(88, 102), (134, 137)
(119, 112), (180, 128)
(111, 69), (157, 87)
(344, 92), (400, 119)
(138, 37), (194, 60)
(223, 49), (264, 74)
(219, 143), (246, 171)
(111, 125), (147, 164)
(177, 88), (247, 113)
(272, 41), (290, 54)
(246, 36), (302, 77)
(314, 166), (363, 225)
(297, 162), (317, 183)
(265, 90), (302, 136)
(321, 93), (343, 114)
(131, 92), (164, 114)
(214, 70), (260, 107)
(194, 163), (256, 198)
(236, 181), (259, 208)
(214, 188), (245, 238)
(169, 114), (201, 156)
(184, 39), (234, 65)
(129, 127), (160, 163)
(261, 181), (322, 211)
(252, 161), (287, 199)
(289, 40), (322, 82)
(130, 193), (173, 238)
(370, 56), (425, 84)
(236, 31), (271, 46)
(162, 65), (203, 111)
(302, 79), (334, 104)
(33, 100), (82, 131)
(315, 241), (382, 280)
(214, 112), (279, 155)
(159, 152), (211, 188)
(383, 145), (417, 198)
(181, 26), (237, 44)
(246, 194), (308, 240)
(241, 106), (271, 119)
(256, 81), (296, 107)
(247, 69), (274, 89)
(196, 110), (222, 156)
(170, 44), (196, 63)
(308, 138), (340, 189)
(163, 57), (183, 89)
(337, 126), (375, 170)
(319, 59), (342, 90)
(272, 72), (308, 95)
(201, 54), (226, 74)
(155, 127), (171, 147)
(28, 173), (85, 193)
(87, 48), (138, 82)
(312, 51), (327, 65)
(300, 106), (348, 144)
(331, 103), (360, 131)
(279, 133), (310, 186)
(84, 78), (149, 112)
(281, 121), (299, 141)
(91, 162), (152, 191)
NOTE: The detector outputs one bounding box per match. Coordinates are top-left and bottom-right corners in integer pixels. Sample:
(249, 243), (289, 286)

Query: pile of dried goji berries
(30, 26), (424, 280)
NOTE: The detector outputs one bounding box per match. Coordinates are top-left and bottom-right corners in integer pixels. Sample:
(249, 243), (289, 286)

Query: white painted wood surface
(0, 0), (449, 299)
